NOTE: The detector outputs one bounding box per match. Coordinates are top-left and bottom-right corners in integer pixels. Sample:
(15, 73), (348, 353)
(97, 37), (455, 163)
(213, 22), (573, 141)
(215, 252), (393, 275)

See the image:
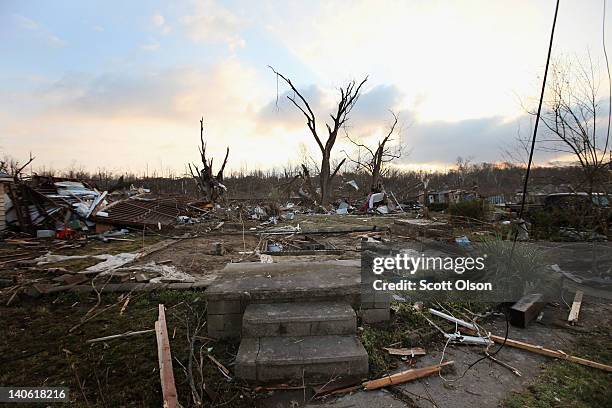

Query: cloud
(25, 59), (261, 124)
(92, 25), (104, 32)
(182, 0), (245, 49)
(257, 85), (326, 132)
(396, 115), (568, 167)
(14, 14), (38, 30)
(0, 59), (270, 173)
(141, 43), (160, 51)
(151, 13), (171, 34)
(13, 14), (66, 47)
(47, 34), (66, 47)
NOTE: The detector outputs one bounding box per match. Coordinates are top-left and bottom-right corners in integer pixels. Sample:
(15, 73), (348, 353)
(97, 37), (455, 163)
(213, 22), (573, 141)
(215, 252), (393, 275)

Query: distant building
(423, 189), (479, 205)
(0, 172), (13, 231)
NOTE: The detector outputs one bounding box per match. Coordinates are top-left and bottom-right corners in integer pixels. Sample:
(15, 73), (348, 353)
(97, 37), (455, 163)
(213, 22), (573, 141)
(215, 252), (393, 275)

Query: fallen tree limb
(362, 361), (454, 390)
(86, 329), (154, 344)
(459, 327), (612, 372)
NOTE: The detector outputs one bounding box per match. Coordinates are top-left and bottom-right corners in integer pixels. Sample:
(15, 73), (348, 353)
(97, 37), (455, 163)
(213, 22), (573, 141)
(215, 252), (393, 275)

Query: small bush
(427, 202), (448, 212)
(449, 199), (485, 220)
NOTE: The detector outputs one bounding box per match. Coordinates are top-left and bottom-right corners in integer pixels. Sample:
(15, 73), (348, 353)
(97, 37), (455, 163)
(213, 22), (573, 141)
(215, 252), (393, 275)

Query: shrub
(427, 202), (448, 212)
(449, 199), (485, 220)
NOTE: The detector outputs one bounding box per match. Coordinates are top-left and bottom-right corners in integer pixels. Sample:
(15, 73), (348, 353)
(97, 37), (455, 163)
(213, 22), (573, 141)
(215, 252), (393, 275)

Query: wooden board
(362, 361), (453, 390)
(155, 304), (178, 408)
(459, 327), (612, 372)
(567, 290), (583, 324)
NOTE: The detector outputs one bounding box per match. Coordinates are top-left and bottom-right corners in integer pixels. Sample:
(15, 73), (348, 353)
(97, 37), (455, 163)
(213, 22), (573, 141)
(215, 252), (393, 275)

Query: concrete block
(207, 299), (242, 314)
(234, 338), (259, 380)
(207, 313), (242, 338)
(360, 308), (390, 323)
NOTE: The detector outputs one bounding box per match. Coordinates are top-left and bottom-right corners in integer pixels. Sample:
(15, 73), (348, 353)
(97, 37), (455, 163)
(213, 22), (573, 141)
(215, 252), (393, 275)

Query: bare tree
(269, 66), (368, 206)
(0, 153), (35, 181)
(455, 156), (474, 188)
(188, 118), (229, 204)
(344, 111), (403, 191)
(538, 57), (611, 193)
(501, 121), (533, 167)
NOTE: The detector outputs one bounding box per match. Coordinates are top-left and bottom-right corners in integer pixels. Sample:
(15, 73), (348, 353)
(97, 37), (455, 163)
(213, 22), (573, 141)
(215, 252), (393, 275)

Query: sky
(0, 0), (611, 176)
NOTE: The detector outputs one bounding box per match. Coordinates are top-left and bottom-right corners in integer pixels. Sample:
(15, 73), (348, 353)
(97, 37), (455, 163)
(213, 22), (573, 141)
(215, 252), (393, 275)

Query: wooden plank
(567, 290), (583, 324)
(383, 347), (426, 357)
(155, 304), (178, 408)
(459, 327), (612, 372)
(509, 293), (545, 328)
(362, 361), (454, 390)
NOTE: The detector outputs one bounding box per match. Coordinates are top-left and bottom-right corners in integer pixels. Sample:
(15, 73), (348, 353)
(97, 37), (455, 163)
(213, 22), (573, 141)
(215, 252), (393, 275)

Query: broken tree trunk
(362, 361), (454, 390)
(188, 117), (229, 204)
(156, 304), (178, 408)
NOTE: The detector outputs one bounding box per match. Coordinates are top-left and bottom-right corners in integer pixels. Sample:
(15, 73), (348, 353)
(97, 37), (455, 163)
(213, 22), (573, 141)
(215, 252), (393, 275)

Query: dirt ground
(312, 297), (612, 408)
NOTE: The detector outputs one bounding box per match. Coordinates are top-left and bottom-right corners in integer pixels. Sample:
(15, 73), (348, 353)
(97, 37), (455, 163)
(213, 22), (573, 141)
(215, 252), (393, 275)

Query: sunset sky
(1, 0), (610, 175)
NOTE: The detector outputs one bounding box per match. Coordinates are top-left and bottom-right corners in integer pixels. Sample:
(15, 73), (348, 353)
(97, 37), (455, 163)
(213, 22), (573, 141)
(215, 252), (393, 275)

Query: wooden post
(155, 304), (178, 407)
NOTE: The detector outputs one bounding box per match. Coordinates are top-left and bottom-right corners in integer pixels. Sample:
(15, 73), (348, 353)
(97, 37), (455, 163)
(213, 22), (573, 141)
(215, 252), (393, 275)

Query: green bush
(449, 199), (485, 220)
(427, 202), (448, 212)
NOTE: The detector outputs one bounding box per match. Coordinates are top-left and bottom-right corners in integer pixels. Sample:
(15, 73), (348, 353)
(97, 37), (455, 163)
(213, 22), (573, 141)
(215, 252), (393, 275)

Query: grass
(0, 289), (254, 407)
(502, 326), (612, 408)
(360, 303), (432, 376)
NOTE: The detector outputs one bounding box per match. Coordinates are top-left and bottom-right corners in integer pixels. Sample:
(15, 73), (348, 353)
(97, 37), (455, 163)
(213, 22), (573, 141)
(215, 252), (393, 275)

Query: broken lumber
(428, 308), (477, 330)
(509, 293), (545, 328)
(567, 290), (583, 325)
(384, 347), (426, 357)
(362, 361), (454, 390)
(155, 304), (178, 408)
(459, 327), (612, 372)
(86, 329), (154, 344)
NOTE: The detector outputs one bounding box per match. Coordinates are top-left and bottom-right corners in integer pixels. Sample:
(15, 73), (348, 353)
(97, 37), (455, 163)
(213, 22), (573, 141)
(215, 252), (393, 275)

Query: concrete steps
(242, 302), (356, 337)
(235, 301), (368, 383)
(203, 261), (382, 383)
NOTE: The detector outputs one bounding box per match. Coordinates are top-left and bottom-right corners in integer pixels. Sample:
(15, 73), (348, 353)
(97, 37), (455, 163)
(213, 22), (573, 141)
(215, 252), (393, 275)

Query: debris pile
(4, 175), (213, 236)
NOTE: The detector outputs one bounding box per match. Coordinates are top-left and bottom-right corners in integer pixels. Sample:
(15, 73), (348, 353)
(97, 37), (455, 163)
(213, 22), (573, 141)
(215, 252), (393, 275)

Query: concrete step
(205, 261), (361, 338)
(242, 302), (356, 338)
(235, 335), (368, 382)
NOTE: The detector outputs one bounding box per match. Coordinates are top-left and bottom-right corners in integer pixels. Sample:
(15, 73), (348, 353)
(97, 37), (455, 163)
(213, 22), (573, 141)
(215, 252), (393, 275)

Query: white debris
(346, 180), (359, 190)
(119, 261), (196, 283)
(85, 253), (139, 274)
